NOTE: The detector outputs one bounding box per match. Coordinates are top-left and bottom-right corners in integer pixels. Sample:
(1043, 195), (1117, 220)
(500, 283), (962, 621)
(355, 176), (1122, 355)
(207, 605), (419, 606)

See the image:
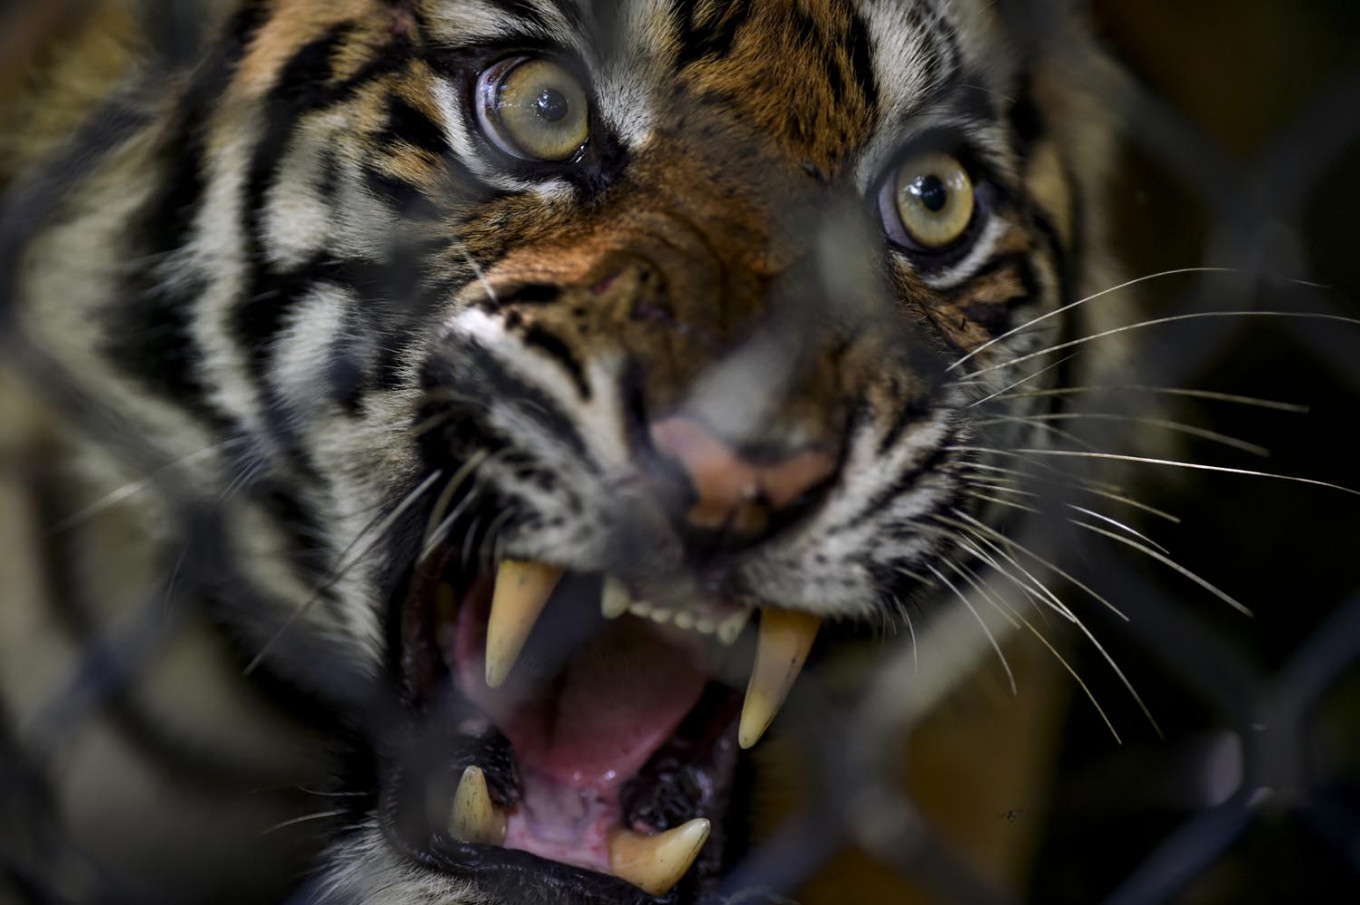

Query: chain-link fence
(2, 1), (1358, 903)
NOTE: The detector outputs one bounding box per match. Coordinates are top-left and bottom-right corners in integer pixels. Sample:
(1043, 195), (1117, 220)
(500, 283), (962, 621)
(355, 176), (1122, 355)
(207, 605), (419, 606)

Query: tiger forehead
(663, 0), (884, 169)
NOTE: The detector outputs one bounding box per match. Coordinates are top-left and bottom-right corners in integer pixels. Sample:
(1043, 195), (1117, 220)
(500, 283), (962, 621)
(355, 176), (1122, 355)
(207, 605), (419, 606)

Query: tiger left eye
(477, 57), (591, 163)
(882, 152), (977, 252)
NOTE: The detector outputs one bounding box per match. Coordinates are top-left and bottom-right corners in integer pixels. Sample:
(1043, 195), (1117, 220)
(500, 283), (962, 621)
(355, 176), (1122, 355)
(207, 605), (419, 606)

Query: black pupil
(535, 88), (570, 123)
(915, 175), (949, 213)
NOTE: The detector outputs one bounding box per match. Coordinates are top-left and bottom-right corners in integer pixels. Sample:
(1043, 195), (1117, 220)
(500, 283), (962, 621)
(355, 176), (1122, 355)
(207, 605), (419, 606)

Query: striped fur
(4, 1), (1120, 902)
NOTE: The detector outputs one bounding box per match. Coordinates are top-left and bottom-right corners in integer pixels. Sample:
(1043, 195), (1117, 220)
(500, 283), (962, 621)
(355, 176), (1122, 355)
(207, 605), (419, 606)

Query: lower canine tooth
(609, 818), (710, 896)
(738, 609), (822, 749)
(485, 561), (563, 688)
(602, 576), (631, 620)
(450, 766), (506, 845)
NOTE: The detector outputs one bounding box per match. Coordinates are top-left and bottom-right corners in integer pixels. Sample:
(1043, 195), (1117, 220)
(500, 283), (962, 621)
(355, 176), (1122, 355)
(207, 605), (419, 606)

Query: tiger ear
(0, 0), (148, 185)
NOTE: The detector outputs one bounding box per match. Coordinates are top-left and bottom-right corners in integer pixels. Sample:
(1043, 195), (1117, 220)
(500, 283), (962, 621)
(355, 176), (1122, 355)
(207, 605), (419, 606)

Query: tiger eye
(477, 57), (590, 163)
(890, 153), (976, 250)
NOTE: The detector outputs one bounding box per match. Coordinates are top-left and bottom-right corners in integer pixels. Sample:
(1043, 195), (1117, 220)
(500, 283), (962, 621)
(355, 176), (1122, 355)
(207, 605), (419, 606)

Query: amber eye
(476, 57), (591, 163)
(882, 152), (977, 251)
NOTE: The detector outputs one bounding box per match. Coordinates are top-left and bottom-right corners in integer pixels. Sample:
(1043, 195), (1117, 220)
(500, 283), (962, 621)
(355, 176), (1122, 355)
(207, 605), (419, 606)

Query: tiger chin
(5, 1), (1125, 903)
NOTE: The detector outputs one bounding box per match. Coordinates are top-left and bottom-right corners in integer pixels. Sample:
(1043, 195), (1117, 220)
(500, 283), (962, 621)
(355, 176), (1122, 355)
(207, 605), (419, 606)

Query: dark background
(1033, 1), (1360, 902)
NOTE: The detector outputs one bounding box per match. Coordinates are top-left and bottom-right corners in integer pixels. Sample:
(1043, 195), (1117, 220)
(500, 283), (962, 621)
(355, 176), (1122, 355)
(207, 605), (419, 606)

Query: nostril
(498, 283), (561, 307)
(647, 417), (837, 547)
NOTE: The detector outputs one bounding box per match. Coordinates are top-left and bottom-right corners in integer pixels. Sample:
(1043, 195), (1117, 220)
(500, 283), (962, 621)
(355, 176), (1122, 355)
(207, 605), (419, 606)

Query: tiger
(0, 1), (1140, 903)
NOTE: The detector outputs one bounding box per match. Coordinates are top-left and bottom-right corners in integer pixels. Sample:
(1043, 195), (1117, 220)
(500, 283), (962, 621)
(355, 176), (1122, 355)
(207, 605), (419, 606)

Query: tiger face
(16, 0), (1108, 901)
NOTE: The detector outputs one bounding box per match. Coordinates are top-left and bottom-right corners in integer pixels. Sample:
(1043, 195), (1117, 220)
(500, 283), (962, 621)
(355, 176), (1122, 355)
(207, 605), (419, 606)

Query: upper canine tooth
(738, 609), (822, 749)
(650, 608), (674, 624)
(602, 576), (631, 620)
(674, 612), (695, 630)
(609, 818), (710, 895)
(450, 766), (507, 845)
(485, 561), (563, 688)
(716, 608), (753, 646)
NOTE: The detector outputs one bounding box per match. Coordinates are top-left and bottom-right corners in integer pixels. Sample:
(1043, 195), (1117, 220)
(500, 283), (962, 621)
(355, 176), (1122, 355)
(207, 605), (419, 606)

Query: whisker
(52, 437), (251, 533)
(243, 470), (444, 676)
(925, 563), (1016, 695)
(966, 310), (1360, 381)
(963, 489), (1039, 514)
(973, 414), (1099, 450)
(948, 267), (1240, 371)
(964, 552), (1125, 743)
(943, 513), (1160, 736)
(951, 447), (1360, 499)
(1071, 519), (1252, 617)
(888, 579), (921, 675)
(939, 510), (1128, 621)
(988, 385), (1310, 413)
(955, 352), (1081, 405)
(481, 507), (515, 568)
(957, 462), (1181, 523)
(953, 535), (1059, 625)
(978, 412), (1271, 457)
(461, 515), (484, 572)
(1067, 506), (1171, 555)
(421, 451), (491, 558)
(945, 558), (1019, 629)
(262, 810), (347, 835)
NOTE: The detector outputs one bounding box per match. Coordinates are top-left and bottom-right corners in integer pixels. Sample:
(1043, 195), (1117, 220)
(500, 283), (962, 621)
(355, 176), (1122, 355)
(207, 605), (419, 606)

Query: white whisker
(966, 310), (1360, 381)
(951, 447), (1360, 499)
(1071, 519), (1252, 617)
(978, 412), (1271, 457)
(925, 563), (1016, 695)
(989, 385), (1310, 413)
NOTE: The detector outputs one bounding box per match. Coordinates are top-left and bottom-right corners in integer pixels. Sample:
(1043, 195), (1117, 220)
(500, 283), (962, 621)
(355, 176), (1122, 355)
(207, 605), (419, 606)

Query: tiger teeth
(450, 766), (507, 846)
(601, 576), (631, 620)
(485, 560), (563, 688)
(716, 607), (753, 646)
(609, 818), (710, 896)
(738, 609), (822, 749)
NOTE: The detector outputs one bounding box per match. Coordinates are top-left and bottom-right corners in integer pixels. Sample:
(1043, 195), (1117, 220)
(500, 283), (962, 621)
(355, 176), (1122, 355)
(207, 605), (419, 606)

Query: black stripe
(236, 24), (357, 379)
(852, 422), (958, 532)
(106, 2), (269, 424)
(382, 93), (448, 155)
(236, 25), (416, 381)
(672, 0), (753, 69)
(426, 339), (592, 463)
(363, 166), (443, 220)
(520, 324), (591, 400)
(845, 7), (880, 111)
(1008, 75), (1047, 158)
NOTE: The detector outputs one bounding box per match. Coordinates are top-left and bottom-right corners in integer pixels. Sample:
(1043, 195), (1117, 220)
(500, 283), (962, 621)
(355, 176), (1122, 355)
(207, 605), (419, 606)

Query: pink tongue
(455, 600), (708, 789)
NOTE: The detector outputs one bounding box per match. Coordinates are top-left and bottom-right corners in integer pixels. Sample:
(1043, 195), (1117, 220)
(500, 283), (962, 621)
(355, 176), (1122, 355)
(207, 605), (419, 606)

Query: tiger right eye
(477, 57), (591, 163)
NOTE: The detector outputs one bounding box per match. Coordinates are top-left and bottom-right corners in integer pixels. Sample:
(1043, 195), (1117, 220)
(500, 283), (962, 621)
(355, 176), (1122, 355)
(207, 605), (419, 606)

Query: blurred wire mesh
(2, 0), (1359, 903)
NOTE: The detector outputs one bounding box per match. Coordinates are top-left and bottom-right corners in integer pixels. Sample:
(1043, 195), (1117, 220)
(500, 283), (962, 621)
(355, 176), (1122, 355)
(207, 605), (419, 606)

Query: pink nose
(648, 417), (837, 537)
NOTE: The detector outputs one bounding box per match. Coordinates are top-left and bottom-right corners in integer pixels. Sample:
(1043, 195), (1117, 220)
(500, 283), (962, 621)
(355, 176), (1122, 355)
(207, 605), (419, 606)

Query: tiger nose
(648, 417), (838, 543)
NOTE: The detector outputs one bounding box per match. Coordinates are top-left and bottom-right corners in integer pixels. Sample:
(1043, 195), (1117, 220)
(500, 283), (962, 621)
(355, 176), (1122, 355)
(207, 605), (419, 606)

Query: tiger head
(16, 0), (1113, 902)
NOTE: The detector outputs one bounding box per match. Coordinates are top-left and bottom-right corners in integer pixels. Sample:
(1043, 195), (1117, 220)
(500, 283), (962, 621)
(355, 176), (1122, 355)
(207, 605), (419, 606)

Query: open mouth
(387, 537), (822, 902)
